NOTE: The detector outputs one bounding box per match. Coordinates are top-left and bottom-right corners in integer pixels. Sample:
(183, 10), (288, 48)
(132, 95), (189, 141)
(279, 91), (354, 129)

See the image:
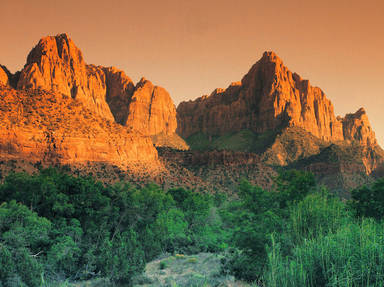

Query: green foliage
(266, 220), (384, 287)
(263, 176), (384, 287)
(186, 132), (213, 150)
(0, 169), (228, 285)
(274, 169), (316, 208)
(220, 180), (282, 281)
(2, 167), (384, 286)
(0, 201), (48, 287)
(350, 178), (384, 219)
(288, 190), (349, 244)
(159, 261), (168, 270)
(101, 230), (145, 284)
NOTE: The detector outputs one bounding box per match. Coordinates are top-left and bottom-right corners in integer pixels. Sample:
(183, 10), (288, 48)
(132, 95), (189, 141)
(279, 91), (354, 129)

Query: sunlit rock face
(177, 51), (380, 149)
(14, 33), (187, 149)
(0, 65), (9, 86)
(177, 51), (383, 177)
(342, 108), (377, 147)
(125, 78), (177, 136)
(0, 33), (190, 171)
(0, 87), (160, 171)
(177, 52), (343, 141)
(17, 33), (115, 121)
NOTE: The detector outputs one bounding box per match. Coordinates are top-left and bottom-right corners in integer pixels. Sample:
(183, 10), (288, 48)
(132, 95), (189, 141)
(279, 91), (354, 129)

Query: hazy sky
(1, 0), (383, 144)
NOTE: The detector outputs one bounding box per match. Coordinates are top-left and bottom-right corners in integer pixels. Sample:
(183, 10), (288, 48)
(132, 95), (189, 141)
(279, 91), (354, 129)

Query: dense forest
(1, 168), (384, 286)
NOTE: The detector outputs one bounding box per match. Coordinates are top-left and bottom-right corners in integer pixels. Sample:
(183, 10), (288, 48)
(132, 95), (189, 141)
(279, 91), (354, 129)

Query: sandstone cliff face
(15, 33), (186, 149)
(177, 51), (380, 150)
(177, 51), (383, 177)
(0, 32), (188, 173)
(177, 52), (344, 142)
(0, 66), (9, 86)
(342, 108), (377, 147)
(125, 78), (177, 136)
(17, 33), (114, 121)
(0, 86), (159, 170)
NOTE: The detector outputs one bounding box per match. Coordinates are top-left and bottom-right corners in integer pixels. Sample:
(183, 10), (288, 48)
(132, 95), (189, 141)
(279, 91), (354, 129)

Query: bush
(0, 201), (48, 287)
(350, 178), (384, 219)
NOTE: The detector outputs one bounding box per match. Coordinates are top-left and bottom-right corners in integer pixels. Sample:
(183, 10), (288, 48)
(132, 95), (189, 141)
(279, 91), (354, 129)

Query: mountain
(177, 51), (377, 147)
(0, 34), (382, 194)
(15, 33), (187, 150)
(176, 51), (383, 193)
(0, 33), (188, 176)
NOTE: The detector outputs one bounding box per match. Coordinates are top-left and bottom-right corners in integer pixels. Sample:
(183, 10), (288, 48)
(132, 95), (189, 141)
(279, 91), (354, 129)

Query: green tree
(350, 178), (384, 219)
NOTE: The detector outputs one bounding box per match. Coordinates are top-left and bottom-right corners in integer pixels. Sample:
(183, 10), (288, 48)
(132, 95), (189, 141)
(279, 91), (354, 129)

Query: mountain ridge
(0, 34), (382, 194)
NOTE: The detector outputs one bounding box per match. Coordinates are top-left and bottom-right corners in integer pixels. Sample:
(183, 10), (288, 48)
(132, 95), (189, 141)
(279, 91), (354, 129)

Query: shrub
(350, 178), (384, 220)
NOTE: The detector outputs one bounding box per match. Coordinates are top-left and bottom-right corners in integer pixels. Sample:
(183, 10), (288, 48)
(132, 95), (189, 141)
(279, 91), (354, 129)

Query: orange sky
(1, 0), (384, 145)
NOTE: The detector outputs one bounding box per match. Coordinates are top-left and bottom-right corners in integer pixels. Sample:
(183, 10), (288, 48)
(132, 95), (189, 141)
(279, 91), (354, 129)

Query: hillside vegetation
(1, 168), (384, 286)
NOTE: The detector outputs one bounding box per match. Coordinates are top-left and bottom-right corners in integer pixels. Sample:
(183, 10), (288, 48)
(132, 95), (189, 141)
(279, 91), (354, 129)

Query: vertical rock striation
(13, 33), (187, 149)
(177, 51), (378, 149)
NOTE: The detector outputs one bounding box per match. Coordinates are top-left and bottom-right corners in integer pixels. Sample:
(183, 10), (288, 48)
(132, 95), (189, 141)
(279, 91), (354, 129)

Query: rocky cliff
(177, 51), (383, 183)
(17, 33), (115, 121)
(177, 51), (380, 149)
(0, 87), (159, 171)
(15, 33), (187, 149)
(126, 78), (177, 136)
(177, 52), (345, 142)
(0, 33), (189, 174)
(342, 108), (377, 147)
(1, 35), (382, 194)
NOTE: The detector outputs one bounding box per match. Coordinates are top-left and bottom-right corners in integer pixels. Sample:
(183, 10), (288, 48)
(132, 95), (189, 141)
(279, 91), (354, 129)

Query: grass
(132, 253), (251, 287)
(266, 219), (384, 287)
(263, 189), (384, 287)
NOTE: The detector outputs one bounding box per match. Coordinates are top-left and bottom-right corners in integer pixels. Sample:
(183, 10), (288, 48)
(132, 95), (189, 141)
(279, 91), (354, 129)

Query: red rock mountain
(0, 33), (188, 173)
(177, 52), (378, 148)
(0, 35), (382, 194)
(177, 51), (383, 181)
(15, 33), (186, 148)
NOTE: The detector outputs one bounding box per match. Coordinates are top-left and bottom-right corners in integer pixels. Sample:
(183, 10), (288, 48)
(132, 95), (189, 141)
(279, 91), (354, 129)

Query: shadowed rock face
(177, 51), (379, 149)
(104, 67), (135, 125)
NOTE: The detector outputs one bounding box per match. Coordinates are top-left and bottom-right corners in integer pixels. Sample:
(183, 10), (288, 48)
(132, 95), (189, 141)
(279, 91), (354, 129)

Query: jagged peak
(25, 33), (84, 67)
(344, 107), (368, 120)
(136, 77), (153, 88)
(54, 32), (71, 41)
(355, 107), (366, 115)
(103, 66), (134, 84)
(261, 51), (283, 64)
